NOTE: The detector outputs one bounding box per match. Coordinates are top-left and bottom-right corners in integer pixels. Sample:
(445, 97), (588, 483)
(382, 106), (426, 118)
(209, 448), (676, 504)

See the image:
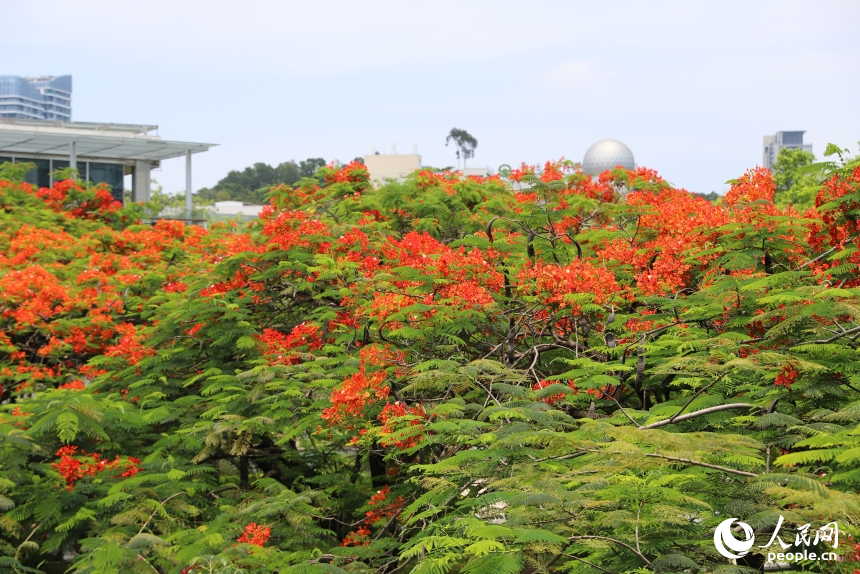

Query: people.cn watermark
(714, 516), (839, 563)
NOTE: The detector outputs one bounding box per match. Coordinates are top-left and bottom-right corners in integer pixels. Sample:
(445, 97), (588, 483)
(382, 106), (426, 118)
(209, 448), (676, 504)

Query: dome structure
(581, 139), (635, 176)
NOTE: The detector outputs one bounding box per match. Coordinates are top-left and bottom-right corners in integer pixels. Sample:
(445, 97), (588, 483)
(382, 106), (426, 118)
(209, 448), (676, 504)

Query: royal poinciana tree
(1, 150), (860, 574)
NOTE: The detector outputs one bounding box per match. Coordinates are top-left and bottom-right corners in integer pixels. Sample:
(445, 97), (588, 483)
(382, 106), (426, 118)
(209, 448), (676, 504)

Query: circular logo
(714, 518), (755, 559)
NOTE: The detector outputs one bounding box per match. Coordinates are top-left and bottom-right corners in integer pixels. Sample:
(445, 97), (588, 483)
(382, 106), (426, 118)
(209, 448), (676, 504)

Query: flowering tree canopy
(2, 153), (860, 573)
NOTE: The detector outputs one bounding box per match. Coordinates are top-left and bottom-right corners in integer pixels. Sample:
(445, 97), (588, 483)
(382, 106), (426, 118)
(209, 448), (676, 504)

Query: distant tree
(148, 179), (213, 220)
(198, 159), (326, 204)
(773, 147), (816, 194)
(692, 191), (721, 202)
(772, 148), (818, 209)
(300, 158), (326, 179)
(446, 128), (478, 169)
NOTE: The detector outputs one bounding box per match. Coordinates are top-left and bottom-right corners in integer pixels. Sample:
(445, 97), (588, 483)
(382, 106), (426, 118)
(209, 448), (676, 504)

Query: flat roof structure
(0, 119), (217, 214)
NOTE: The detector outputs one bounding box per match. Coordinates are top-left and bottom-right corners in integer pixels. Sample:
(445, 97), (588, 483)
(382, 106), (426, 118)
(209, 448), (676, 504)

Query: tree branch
(15, 518), (47, 561)
(562, 552), (619, 574)
(664, 380), (718, 425)
(568, 535), (651, 565)
(137, 492), (187, 537)
(794, 243), (845, 271)
(791, 325), (860, 346)
(528, 450), (588, 463)
(640, 453), (757, 477)
(582, 448), (758, 477)
(639, 403), (758, 429)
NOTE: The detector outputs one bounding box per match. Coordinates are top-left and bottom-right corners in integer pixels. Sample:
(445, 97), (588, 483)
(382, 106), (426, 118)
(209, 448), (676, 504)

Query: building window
(22, 159), (50, 188)
(89, 162), (124, 203)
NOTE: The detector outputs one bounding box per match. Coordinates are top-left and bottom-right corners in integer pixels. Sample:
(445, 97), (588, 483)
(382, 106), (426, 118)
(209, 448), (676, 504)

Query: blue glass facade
(0, 75), (72, 121)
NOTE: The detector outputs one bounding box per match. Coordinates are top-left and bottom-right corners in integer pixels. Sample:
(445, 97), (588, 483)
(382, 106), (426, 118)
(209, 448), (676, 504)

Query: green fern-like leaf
(650, 554), (701, 572)
(461, 553), (524, 574)
(56, 411), (79, 443)
(512, 528), (568, 544)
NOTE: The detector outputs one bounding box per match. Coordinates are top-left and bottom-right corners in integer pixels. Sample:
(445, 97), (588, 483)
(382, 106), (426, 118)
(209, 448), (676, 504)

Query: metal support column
(70, 141), (77, 180)
(185, 150), (192, 221)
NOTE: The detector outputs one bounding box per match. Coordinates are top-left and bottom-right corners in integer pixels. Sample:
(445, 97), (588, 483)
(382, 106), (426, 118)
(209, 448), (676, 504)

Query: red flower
(258, 323), (322, 365)
(187, 323), (204, 337)
(57, 380), (86, 390)
(50, 446), (138, 490)
(724, 167), (775, 206)
(532, 379), (577, 404)
(378, 402), (426, 449)
(342, 525), (372, 547)
(237, 522), (271, 547)
(775, 365), (799, 388)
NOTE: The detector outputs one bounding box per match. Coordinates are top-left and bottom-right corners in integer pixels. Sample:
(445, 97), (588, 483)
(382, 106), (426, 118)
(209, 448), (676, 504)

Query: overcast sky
(3, 0), (859, 195)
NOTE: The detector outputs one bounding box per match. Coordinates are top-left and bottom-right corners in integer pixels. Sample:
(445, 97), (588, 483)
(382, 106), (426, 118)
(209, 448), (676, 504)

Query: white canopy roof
(0, 119), (216, 163)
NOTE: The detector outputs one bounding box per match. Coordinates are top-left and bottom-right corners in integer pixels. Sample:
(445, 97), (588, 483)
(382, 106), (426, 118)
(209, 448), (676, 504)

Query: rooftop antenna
(392, 143), (397, 154)
(413, 143), (417, 154)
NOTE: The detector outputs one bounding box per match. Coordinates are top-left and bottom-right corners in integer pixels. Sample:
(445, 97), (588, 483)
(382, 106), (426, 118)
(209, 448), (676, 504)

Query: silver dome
(582, 139), (635, 176)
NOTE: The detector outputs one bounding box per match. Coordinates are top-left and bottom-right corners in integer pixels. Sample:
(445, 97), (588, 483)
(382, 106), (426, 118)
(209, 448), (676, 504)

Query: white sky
(3, 0), (859, 195)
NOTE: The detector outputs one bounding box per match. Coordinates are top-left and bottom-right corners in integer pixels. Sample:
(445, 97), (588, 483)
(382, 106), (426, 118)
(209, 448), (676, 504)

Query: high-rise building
(0, 75), (72, 121)
(763, 131), (812, 170)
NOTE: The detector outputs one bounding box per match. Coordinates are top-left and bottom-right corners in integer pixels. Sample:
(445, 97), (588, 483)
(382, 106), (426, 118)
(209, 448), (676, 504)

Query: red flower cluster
(724, 167), (776, 206)
(342, 525), (372, 547)
(342, 486), (405, 546)
(365, 486), (405, 523)
(518, 259), (620, 312)
(0, 265), (71, 325)
(236, 522), (271, 547)
(261, 209), (331, 253)
(322, 370), (389, 424)
(324, 160), (371, 188)
(34, 179), (121, 219)
(258, 323), (321, 365)
(378, 402), (426, 449)
(532, 379), (577, 404)
(164, 281), (188, 293)
(57, 380), (86, 390)
(322, 345), (403, 424)
(775, 365), (799, 388)
(51, 446), (141, 490)
(586, 384), (620, 399)
(104, 323), (154, 366)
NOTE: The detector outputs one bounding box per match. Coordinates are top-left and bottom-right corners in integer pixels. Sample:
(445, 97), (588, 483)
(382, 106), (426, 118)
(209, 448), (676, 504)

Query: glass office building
(0, 75), (72, 121)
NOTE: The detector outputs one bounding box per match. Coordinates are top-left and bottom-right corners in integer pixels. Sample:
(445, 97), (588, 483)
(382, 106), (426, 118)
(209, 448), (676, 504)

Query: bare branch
(137, 492), (187, 537)
(15, 518), (47, 561)
(569, 535), (651, 565)
(639, 452), (757, 477)
(605, 391), (644, 429)
(794, 243), (846, 271)
(640, 403), (759, 430)
(791, 325), (860, 346)
(562, 552), (619, 574)
(528, 450), (588, 463)
(664, 380), (718, 425)
(584, 447), (758, 478)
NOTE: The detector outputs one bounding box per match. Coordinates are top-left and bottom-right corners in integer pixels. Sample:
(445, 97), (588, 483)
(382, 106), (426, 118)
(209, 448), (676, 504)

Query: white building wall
(363, 153), (422, 184)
